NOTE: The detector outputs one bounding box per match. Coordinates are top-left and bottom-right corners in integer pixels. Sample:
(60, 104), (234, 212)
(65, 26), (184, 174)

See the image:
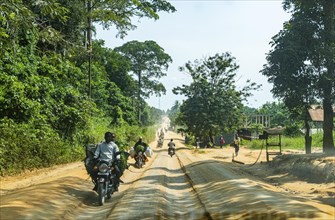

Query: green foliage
(257, 102), (293, 126)
(173, 53), (260, 140)
(262, 0), (334, 152)
(167, 101), (181, 128)
(249, 123), (264, 131)
(284, 124), (303, 137)
(0, 0), (174, 176)
(141, 105), (164, 126)
(244, 137), (304, 150)
(95, 43), (136, 97)
(115, 40), (172, 98)
(90, 0), (176, 38)
(244, 132), (334, 151)
(0, 118), (83, 176)
(114, 40), (171, 123)
(310, 132), (323, 148)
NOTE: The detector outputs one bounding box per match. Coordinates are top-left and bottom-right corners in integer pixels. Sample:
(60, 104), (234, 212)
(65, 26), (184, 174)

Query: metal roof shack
(308, 106), (335, 122)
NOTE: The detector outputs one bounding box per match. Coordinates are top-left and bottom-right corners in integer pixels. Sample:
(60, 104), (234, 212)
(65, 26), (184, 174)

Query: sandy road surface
(0, 131), (334, 220)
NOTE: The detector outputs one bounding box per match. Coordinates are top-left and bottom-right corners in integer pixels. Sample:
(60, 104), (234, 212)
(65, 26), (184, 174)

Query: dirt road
(0, 131), (334, 220)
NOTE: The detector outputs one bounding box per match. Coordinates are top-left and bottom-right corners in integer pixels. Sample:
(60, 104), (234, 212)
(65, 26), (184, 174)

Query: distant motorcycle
(157, 138), (163, 148)
(168, 147), (175, 157)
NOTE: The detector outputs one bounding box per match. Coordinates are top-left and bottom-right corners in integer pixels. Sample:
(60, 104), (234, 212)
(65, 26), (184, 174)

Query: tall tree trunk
(304, 112), (312, 154)
(323, 92), (334, 154)
(322, 0), (335, 154)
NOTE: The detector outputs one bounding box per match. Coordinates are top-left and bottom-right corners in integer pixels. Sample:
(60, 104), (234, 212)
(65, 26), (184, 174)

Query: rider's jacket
(94, 141), (120, 161)
(168, 141), (175, 148)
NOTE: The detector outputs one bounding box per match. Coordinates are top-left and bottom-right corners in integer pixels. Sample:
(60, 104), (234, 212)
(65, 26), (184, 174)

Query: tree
(257, 102), (292, 127)
(262, 0), (334, 154)
(320, 0), (335, 153)
(115, 40), (172, 121)
(167, 101), (181, 128)
(87, 0), (176, 39)
(173, 53), (260, 144)
(0, 0), (175, 174)
(85, 0), (176, 98)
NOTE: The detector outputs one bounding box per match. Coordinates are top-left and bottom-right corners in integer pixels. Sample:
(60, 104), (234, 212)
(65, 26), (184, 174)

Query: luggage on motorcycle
(129, 147), (136, 158)
(134, 145), (145, 153)
(85, 144), (97, 158)
(84, 144), (97, 178)
(145, 147), (153, 158)
(117, 151), (130, 175)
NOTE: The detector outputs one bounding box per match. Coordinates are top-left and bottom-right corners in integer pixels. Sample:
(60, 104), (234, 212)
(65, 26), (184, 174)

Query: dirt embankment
(270, 154), (335, 184)
(230, 148), (335, 207)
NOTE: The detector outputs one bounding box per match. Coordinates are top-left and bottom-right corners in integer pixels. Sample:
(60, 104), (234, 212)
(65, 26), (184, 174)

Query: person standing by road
(195, 137), (200, 149)
(220, 136), (225, 148)
(231, 133), (240, 156)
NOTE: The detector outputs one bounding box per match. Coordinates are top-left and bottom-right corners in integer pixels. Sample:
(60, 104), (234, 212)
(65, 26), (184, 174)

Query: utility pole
(137, 71), (141, 122)
(87, 0), (92, 99)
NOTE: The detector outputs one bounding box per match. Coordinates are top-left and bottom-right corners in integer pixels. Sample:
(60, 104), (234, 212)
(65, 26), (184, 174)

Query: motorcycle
(94, 156), (120, 206)
(157, 138), (163, 148)
(168, 147), (175, 157)
(134, 151), (145, 168)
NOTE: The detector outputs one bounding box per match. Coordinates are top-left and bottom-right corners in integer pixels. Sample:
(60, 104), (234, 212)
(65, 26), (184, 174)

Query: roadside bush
(246, 139), (265, 149)
(310, 132), (323, 147)
(284, 124), (303, 137)
(114, 124), (156, 150)
(83, 115), (156, 149)
(280, 136), (305, 149)
(243, 133), (329, 151)
(244, 136), (305, 150)
(0, 114), (158, 176)
(0, 118), (83, 176)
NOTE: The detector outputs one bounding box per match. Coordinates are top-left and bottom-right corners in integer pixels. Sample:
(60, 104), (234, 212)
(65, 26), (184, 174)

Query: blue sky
(95, 0), (291, 111)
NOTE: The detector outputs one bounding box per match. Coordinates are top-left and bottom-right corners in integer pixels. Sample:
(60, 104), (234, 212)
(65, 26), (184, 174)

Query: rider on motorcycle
(159, 129), (165, 139)
(134, 137), (148, 163)
(93, 132), (122, 191)
(168, 139), (175, 155)
(157, 136), (164, 147)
